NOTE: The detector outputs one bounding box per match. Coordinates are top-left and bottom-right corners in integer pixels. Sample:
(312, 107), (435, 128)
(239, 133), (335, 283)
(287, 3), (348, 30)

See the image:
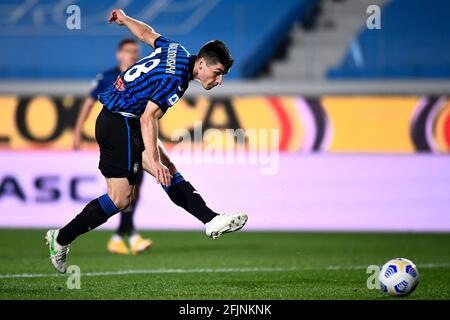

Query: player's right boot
(45, 229), (70, 273)
(205, 213), (248, 239)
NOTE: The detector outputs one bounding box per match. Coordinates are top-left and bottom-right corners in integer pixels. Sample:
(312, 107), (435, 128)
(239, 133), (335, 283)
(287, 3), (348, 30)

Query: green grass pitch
(0, 229), (449, 299)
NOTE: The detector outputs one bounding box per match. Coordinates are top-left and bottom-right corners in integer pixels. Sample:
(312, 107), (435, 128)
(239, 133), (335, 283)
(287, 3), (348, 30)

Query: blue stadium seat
(328, 0), (450, 79)
(0, 0), (317, 80)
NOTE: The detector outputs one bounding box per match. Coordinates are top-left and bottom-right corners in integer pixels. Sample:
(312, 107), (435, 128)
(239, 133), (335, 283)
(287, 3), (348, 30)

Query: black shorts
(95, 107), (145, 185)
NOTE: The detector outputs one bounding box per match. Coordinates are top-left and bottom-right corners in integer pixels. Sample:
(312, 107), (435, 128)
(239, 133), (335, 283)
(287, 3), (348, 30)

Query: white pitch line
(0, 267), (297, 279)
(0, 263), (448, 280)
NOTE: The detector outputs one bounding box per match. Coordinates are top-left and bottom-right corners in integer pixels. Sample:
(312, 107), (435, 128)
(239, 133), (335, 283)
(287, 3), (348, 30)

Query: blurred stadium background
(0, 0), (450, 300)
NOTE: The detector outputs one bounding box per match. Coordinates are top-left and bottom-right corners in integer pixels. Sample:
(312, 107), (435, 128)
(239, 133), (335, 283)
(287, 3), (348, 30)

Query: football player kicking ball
(73, 38), (152, 255)
(45, 9), (248, 273)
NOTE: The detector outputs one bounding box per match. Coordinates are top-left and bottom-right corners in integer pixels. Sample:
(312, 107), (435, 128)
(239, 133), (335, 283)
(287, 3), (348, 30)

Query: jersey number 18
(124, 47), (162, 82)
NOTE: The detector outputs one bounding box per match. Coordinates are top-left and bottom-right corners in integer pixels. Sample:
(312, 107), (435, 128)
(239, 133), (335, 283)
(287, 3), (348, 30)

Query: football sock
(117, 202), (136, 236)
(57, 194), (120, 246)
(162, 173), (219, 224)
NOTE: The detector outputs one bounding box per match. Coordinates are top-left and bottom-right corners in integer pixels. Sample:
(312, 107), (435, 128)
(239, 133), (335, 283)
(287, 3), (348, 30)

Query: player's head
(194, 40), (233, 90)
(116, 38), (140, 69)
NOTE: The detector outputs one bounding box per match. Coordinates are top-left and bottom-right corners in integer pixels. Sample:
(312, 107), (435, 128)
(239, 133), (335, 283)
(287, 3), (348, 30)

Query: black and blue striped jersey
(98, 36), (194, 117)
(89, 67), (121, 100)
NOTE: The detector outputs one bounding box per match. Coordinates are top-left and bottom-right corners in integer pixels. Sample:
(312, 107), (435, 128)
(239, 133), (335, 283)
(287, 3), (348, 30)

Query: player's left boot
(129, 234), (153, 255)
(45, 229), (70, 273)
(205, 213), (248, 239)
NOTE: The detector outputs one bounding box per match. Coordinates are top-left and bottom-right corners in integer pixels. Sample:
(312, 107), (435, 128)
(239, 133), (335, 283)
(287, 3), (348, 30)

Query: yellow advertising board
(0, 95), (449, 153)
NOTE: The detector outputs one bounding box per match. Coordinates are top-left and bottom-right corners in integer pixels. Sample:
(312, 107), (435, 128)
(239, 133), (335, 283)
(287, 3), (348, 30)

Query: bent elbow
(140, 112), (157, 127)
(140, 114), (149, 126)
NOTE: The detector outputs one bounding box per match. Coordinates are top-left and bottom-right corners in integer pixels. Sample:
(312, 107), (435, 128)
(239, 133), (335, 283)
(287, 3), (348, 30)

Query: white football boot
(205, 213), (248, 239)
(45, 229), (70, 273)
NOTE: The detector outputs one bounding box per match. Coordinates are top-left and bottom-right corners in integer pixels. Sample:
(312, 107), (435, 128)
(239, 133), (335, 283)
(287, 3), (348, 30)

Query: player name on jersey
(166, 42), (179, 75)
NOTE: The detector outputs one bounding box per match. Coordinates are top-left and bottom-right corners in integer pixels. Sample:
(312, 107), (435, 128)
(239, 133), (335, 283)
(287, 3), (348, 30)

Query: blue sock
(57, 194), (120, 245)
(97, 194), (120, 217)
(161, 172), (185, 192)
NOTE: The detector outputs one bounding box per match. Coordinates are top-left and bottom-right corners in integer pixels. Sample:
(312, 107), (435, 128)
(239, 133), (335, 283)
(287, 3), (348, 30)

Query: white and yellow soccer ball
(379, 258), (419, 296)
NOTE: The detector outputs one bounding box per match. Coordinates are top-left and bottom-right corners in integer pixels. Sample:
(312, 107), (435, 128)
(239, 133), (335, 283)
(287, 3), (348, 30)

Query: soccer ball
(379, 258), (419, 296)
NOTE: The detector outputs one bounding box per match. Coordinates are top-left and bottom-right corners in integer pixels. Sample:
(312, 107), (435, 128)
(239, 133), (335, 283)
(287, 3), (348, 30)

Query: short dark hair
(197, 40), (234, 74)
(117, 38), (138, 51)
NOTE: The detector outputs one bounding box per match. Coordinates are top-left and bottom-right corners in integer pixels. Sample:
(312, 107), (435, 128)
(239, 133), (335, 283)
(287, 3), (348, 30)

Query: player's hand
(108, 9), (127, 25)
(151, 161), (172, 187)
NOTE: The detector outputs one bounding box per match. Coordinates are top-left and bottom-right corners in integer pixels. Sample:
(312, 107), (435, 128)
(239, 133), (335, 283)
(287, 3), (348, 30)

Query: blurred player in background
(73, 38), (152, 255)
(46, 9), (248, 273)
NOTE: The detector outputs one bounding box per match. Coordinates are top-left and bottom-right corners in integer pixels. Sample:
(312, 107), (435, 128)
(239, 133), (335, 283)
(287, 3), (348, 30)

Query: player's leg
(45, 177), (132, 272)
(55, 108), (134, 246)
(46, 108), (140, 272)
(142, 140), (248, 238)
(142, 140), (218, 224)
(59, 177), (132, 246)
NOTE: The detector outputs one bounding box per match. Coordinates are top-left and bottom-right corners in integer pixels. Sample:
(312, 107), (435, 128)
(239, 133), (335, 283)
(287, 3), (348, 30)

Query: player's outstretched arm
(73, 97), (96, 150)
(108, 9), (161, 48)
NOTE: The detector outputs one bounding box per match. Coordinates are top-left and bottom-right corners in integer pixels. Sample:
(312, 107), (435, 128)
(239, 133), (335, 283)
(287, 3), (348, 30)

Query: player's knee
(108, 192), (132, 211)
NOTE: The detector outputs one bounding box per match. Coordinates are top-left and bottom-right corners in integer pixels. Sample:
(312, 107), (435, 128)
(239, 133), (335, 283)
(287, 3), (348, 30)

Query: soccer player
(45, 9), (248, 273)
(73, 38), (152, 255)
